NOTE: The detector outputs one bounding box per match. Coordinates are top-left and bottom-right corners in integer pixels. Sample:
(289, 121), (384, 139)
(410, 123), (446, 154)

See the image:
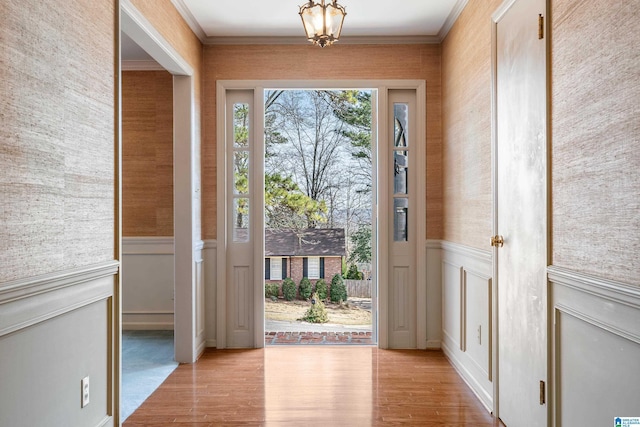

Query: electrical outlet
(477, 325), (482, 345)
(81, 376), (90, 408)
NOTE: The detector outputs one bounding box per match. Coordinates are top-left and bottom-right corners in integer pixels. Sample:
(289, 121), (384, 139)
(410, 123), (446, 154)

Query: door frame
(216, 80), (427, 349)
(490, 0), (551, 419)
(121, 0), (202, 365)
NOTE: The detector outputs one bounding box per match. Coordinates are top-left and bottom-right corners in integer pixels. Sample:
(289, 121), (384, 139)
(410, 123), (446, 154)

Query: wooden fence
(344, 280), (371, 298)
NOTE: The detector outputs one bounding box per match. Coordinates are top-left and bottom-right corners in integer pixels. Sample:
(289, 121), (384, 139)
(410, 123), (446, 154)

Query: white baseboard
(205, 339), (217, 348)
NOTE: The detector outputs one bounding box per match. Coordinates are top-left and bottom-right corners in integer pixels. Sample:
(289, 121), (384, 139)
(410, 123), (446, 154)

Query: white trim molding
(0, 261), (118, 336)
(438, 0), (470, 41)
(121, 59), (165, 71)
(203, 35), (441, 45)
(548, 266), (640, 427)
(122, 236), (174, 254)
(171, 0), (207, 42)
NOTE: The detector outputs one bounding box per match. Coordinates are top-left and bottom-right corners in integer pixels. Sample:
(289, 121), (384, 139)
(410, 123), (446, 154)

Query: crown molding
(204, 35), (441, 46)
(121, 60), (165, 71)
(171, 0), (207, 42)
(438, 0), (469, 41)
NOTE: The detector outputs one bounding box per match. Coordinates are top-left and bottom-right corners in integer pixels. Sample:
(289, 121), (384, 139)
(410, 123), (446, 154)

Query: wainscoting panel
(203, 240), (217, 347)
(194, 240), (206, 356)
(425, 241), (443, 349)
(234, 266), (251, 331)
(122, 237), (174, 330)
(440, 241), (493, 411)
(442, 260), (463, 350)
(549, 266), (640, 427)
(0, 262), (118, 427)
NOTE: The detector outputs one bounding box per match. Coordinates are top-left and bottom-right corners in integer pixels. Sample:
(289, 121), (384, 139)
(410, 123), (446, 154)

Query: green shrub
(345, 264), (363, 280)
(282, 277), (297, 301)
(300, 292), (329, 323)
(265, 283), (279, 299)
(299, 277), (312, 300)
(314, 279), (328, 300)
(330, 274), (347, 303)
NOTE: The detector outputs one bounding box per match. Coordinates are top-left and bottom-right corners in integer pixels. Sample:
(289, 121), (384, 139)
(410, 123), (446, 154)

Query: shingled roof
(265, 228), (345, 257)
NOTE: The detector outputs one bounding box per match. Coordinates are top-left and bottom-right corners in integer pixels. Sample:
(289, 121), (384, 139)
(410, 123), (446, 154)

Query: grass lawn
(265, 298), (371, 326)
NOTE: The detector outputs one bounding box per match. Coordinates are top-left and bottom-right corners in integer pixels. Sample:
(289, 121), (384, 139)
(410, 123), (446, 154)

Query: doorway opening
(257, 89), (376, 345)
(218, 80), (425, 350)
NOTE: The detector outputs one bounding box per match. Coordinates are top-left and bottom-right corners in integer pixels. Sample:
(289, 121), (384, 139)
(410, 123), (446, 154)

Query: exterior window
(270, 257), (282, 281)
(393, 103), (409, 242)
(308, 256), (320, 279)
(232, 102), (250, 242)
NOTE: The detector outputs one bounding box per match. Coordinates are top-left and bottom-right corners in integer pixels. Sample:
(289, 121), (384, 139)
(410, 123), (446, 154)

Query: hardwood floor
(123, 347), (502, 426)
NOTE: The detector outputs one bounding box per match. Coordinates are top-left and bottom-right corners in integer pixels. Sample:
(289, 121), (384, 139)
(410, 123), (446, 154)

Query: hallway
(123, 347), (501, 426)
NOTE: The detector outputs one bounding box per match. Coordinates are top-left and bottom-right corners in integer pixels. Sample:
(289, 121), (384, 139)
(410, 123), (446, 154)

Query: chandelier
(299, 0), (347, 48)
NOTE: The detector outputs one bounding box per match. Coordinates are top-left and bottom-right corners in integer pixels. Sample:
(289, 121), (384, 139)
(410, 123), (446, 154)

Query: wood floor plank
(124, 347), (502, 426)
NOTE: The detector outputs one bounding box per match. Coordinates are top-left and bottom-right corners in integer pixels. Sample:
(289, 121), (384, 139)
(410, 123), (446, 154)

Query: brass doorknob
(490, 235), (504, 247)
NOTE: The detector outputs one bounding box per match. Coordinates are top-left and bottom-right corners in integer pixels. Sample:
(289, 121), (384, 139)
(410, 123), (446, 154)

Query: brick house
(265, 228), (345, 285)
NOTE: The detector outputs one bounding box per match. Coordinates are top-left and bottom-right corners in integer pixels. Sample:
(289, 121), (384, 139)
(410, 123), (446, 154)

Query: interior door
(387, 89), (417, 349)
(493, 0), (548, 425)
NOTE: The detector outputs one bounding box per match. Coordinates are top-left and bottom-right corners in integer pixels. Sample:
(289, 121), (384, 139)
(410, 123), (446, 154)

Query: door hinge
(538, 14), (544, 39)
(540, 380), (546, 405)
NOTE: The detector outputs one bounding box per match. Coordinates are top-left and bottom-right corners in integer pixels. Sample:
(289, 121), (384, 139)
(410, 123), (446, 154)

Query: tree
(264, 90), (287, 161)
(349, 225), (372, 264)
(264, 172), (326, 230)
(328, 90), (373, 194)
(267, 90), (350, 227)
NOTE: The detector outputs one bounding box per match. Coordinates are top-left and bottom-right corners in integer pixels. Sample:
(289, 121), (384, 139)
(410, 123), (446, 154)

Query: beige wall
(0, 0), (118, 424)
(0, 0), (116, 282)
(122, 70), (174, 237)
(130, 0), (204, 238)
(551, 0), (640, 286)
(202, 44), (443, 240)
(441, 0), (502, 249)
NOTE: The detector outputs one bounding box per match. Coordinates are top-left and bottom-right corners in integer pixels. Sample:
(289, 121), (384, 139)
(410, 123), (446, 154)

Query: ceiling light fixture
(299, 0), (347, 48)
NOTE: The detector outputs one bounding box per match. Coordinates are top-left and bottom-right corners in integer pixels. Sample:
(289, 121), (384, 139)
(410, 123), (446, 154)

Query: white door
(386, 89), (417, 349)
(493, 0), (548, 425)
(223, 89), (258, 348)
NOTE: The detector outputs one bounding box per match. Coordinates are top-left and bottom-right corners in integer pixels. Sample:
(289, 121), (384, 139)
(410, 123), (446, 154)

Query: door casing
(216, 80), (427, 349)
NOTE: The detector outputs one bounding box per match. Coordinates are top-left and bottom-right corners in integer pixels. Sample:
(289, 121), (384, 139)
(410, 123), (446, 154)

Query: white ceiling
(178, 0), (463, 38)
(121, 0), (467, 62)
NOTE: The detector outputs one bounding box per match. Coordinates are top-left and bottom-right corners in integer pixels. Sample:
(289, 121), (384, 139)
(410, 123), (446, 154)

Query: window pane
(233, 103), (249, 148)
(394, 103), (408, 147)
(308, 257), (320, 279)
(233, 151), (249, 194)
(270, 257), (282, 280)
(233, 198), (249, 242)
(394, 198), (408, 242)
(394, 150), (408, 194)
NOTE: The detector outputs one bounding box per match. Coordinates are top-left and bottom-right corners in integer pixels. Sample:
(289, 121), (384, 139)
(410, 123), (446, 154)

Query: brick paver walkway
(265, 331), (373, 345)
